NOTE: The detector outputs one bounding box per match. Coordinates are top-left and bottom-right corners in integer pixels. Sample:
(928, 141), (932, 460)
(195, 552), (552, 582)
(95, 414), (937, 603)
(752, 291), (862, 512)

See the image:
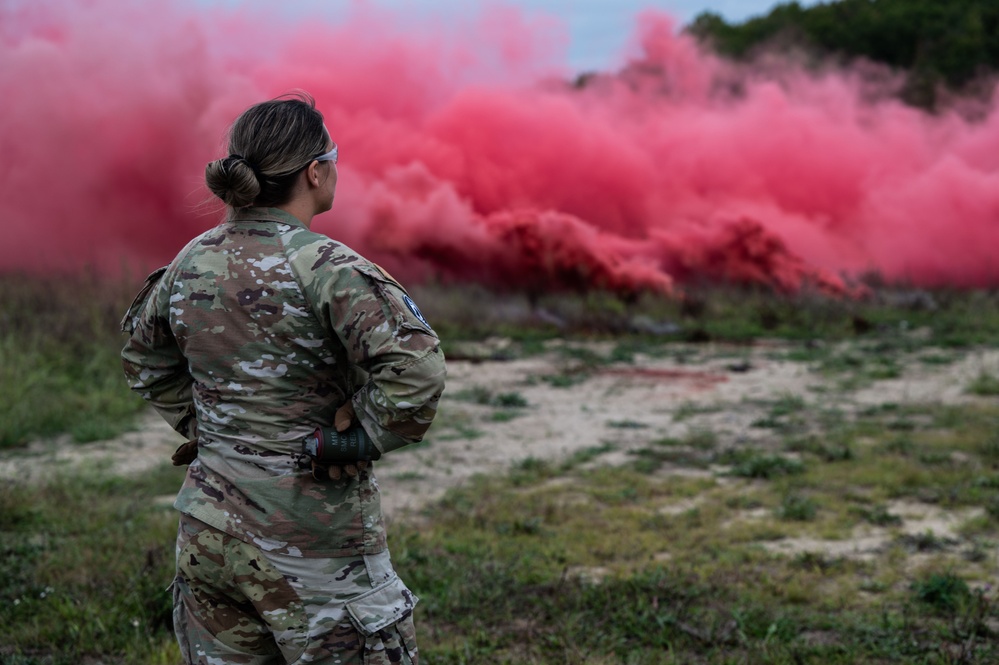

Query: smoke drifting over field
(2, 0), (998, 295)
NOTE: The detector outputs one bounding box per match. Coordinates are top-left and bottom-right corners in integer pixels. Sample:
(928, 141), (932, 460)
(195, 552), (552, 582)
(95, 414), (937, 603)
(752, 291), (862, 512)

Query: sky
(210, 0), (822, 72)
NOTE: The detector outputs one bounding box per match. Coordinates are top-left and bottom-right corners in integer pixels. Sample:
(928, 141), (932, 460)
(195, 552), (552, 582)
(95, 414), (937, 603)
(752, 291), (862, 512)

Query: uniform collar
(229, 207), (308, 228)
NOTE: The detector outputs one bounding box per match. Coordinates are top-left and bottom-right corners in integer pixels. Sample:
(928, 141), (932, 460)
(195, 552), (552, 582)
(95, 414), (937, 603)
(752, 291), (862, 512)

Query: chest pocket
(120, 266), (168, 334)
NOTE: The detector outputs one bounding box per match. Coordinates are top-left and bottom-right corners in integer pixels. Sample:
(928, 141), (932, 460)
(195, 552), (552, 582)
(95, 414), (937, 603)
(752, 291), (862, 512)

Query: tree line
(688, 0), (999, 109)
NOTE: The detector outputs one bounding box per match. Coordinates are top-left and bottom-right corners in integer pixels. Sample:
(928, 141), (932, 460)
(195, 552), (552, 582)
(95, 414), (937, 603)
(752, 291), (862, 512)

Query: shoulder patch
(403, 294), (432, 329)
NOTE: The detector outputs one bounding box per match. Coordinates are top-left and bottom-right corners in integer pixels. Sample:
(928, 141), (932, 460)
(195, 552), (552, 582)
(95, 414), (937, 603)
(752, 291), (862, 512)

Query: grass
(4, 407), (999, 663)
(388, 455), (999, 664)
(967, 370), (999, 396)
(0, 272), (146, 449)
(726, 452), (805, 479)
(6, 276), (999, 663)
(0, 464), (182, 664)
(8, 274), (999, 449)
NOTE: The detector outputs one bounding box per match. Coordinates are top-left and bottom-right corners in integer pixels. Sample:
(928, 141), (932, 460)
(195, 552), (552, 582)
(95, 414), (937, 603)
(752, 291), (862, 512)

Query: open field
(2, 277), (999, 663)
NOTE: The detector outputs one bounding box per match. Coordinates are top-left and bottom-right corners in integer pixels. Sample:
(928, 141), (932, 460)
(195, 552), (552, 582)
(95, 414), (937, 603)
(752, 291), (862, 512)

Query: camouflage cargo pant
(172, 514), (419, 664)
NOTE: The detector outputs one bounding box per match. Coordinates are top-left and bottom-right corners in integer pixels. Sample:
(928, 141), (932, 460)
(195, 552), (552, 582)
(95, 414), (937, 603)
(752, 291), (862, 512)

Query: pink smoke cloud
(1, 0), (997, 297)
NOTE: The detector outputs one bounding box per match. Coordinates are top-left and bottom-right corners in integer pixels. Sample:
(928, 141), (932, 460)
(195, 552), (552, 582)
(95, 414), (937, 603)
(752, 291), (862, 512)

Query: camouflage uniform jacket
(121, 207), (446, 557)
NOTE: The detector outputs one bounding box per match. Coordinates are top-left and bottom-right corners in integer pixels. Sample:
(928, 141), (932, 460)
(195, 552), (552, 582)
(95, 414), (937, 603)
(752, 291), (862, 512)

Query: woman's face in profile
(316, 133), (338, 213)
(321, 152), (338, 212)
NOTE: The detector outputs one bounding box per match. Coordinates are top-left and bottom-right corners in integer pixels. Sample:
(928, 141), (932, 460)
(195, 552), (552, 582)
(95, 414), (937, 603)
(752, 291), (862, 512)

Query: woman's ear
(305, 160), (320, 188)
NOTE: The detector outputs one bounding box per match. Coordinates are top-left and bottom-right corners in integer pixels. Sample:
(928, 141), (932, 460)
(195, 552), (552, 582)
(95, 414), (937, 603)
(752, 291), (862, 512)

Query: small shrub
(785, 436), (854, 462)
(855, 505), (903, 527)
(984, 495), (999, 521)
(543, 371), (589, 388)
(920, 351), (958, 365)
(967, 370), (999, 396)
(911, 572), (970, 612)
(672, 402), (723, 421)
(510, 457), (552, 485)
(684, 428), (718, 450)
(979, 435), (999, 467)
(561, 442), (616, 470)
(606, 419), (648, 429)
(631, 447), (711, 473)
(887, 418), (917, 431)
(973, 474), (999, 489)
(792, 551), (844, 573)
(728, 454), (804, 479)
(493, 392), (528, 408)
(776, 493), (818, 521)
(770, 394), (807, 417)
(899, 531), (954, 552)
(883, 437), (915, 456)
(917, 451), (952, 466)
(489, 411), (521, 423)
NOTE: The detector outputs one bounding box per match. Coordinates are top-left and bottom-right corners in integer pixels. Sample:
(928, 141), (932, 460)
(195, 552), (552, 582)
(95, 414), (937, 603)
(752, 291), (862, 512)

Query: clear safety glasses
(314, 145), (338, 165)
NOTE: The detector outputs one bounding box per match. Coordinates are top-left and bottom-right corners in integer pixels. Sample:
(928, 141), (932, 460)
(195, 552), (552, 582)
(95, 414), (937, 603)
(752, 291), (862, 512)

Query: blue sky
(211, 1), (822, 72)
(504, 0), (822, 70)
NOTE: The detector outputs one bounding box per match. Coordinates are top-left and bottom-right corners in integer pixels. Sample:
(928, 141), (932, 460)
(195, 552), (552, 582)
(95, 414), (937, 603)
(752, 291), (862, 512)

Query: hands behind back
(310, 401), (370, 481)
(171, 401), (370, 481)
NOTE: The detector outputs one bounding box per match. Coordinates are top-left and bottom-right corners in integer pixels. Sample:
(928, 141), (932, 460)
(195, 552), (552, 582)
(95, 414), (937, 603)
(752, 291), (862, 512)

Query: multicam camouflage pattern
(121, 206), (446, 557)
(174, 514), (418, 664)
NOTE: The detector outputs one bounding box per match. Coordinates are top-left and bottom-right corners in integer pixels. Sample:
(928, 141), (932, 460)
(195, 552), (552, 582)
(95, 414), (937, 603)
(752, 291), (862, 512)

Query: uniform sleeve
(120, 269), (198, 439)
(314, 262), (446, 454)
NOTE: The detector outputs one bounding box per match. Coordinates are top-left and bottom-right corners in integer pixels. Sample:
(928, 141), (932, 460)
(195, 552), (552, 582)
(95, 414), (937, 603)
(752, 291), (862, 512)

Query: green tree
(688, 0), (999, 109)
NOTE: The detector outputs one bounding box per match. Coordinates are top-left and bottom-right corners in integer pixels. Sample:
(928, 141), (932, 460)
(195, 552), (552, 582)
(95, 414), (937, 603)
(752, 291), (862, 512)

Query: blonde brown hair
(205, 92), (328, 209)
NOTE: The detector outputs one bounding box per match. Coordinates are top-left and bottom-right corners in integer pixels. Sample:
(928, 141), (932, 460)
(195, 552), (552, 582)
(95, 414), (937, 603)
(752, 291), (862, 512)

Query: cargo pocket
(346, 575), (419, 664)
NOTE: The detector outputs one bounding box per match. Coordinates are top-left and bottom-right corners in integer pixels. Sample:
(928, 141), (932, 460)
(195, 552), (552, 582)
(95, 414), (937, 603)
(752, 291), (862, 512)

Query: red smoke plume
(2, 0), (998, 296)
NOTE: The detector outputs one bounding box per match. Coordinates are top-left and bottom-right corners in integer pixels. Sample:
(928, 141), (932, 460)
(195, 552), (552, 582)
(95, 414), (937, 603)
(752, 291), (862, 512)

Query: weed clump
(726, 453), (805, 479)
(910, 572), (970, 612)
(776, 493), (819, 521)
(855, 504), (903, 527)
(967, 370), (999, 396)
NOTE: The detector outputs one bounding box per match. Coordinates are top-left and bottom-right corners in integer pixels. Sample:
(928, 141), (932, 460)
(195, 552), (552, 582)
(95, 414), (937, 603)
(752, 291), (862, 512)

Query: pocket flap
(346, 574), (419, 636)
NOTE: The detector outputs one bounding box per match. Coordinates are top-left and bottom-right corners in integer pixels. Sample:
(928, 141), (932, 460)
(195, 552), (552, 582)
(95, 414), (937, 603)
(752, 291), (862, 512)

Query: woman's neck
(275, 200), (315, 229)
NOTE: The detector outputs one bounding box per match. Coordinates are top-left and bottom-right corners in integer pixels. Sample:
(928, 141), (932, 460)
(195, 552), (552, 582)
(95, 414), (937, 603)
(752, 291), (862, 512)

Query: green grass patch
(9, 276), (999, 663)
(0, 464), (183, 664)
(967, 370), (999, 396)
(0, 273), (147, 449)
(560, 442), (617, 470)
(725, 452), (805, 479)
(776, 492), (819, 521)
(5, 410), (999, 663)
(606, 418), (649, 429)
(911, 572), (971, 613)
(673, 401), (724, 421)
(392, 461), (999, 664)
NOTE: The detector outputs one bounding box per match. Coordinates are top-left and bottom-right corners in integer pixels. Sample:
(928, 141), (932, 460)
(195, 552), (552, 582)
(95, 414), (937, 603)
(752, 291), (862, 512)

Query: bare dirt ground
(3, 339), (997, 558)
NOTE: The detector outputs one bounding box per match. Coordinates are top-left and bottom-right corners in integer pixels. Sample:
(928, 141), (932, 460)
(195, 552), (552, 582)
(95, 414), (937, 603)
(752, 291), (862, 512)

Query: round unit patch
(403, 294), (432, 329)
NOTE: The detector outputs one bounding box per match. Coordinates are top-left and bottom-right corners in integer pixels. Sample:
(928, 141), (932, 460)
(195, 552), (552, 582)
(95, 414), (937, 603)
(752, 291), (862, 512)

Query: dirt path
(4, 340), (996, 529)
(377, 341), (999, 518)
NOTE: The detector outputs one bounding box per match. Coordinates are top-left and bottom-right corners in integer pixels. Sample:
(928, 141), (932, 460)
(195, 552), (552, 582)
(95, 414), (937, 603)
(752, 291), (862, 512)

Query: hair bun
(205, 155), (261, 208)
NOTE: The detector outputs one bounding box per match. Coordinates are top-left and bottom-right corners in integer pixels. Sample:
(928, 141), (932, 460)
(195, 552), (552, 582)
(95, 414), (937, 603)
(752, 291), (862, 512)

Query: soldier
(121, 92), (445, 664)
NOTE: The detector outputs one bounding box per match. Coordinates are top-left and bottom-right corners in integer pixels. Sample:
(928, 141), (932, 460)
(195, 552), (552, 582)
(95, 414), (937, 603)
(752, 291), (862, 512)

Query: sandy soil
(4, 340), (997, 546)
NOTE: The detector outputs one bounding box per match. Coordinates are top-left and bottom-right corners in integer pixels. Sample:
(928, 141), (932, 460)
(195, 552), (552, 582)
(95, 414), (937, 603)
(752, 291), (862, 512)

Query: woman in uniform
(122, 92), (445, 664)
